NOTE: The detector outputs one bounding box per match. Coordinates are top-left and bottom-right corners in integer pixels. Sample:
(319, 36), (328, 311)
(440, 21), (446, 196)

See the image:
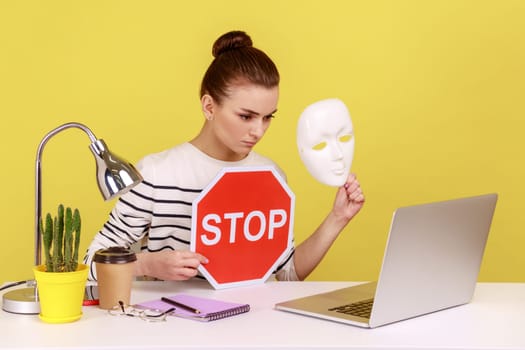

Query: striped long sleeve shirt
(83, 142), (297, 282)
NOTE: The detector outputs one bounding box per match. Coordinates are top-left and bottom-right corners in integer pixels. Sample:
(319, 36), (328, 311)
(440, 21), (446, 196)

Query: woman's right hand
(135, 250), (209, 281)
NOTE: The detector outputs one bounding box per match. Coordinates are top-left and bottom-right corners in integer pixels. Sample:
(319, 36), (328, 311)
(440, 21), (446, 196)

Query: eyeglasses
(108, 300), (174, 322)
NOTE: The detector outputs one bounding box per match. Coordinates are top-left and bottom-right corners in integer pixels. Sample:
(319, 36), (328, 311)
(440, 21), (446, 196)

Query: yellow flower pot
(33, 264), (88, 323)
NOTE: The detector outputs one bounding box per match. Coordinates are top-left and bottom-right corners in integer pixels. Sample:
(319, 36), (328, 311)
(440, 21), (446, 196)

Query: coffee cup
(94, 247), (137, 310)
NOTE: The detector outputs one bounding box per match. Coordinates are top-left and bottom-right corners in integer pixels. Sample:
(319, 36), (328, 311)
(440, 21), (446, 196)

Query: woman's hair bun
(212, 30), (253, 58)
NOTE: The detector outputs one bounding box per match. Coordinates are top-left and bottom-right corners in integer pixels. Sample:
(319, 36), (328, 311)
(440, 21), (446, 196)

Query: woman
(84, 30), (365, 282)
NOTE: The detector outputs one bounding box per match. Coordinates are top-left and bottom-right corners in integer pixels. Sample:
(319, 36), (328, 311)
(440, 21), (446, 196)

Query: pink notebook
(136, 294), (250, 322)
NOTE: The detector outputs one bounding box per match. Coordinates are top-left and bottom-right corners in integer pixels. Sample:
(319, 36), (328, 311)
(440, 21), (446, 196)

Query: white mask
(296, 98), (354, 187)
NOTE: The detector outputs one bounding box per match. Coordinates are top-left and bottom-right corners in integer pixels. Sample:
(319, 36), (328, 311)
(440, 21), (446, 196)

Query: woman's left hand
(333, 173), (365, 222)
(292, 173), (365, 280)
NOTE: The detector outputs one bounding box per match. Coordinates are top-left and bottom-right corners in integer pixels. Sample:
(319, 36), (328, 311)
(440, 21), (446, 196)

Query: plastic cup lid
(94, 246), (137, 264)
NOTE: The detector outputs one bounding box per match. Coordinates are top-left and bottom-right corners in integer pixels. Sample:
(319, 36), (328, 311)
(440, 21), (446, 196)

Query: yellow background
(1, 1), (523, 283)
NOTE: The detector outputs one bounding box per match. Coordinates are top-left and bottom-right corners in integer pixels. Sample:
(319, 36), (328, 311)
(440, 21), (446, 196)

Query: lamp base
(2, 287), (40, 314)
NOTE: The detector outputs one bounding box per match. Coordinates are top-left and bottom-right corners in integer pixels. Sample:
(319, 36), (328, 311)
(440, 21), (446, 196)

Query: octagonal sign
(190, 166), (295, 289)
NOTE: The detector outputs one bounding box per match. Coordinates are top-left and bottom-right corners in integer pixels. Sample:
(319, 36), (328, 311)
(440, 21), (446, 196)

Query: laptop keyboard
(328, 298), (374, 318)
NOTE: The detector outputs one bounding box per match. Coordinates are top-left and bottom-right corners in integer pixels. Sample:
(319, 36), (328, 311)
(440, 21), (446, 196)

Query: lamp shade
(90, 139), (143, 200)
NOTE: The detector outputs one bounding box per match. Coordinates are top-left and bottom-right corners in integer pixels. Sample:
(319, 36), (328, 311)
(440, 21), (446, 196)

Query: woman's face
(204, 84), (279, 161)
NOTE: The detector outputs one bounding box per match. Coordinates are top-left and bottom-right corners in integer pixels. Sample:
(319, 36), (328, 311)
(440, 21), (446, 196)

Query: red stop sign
(191, 166), (295, 289)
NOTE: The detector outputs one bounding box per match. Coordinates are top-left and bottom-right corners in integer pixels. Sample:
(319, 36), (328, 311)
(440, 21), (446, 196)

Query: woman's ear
(201, 94), (215, 121)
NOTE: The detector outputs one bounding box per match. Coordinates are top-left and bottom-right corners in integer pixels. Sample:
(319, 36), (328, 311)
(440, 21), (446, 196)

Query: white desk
(1, 280), (524, 350)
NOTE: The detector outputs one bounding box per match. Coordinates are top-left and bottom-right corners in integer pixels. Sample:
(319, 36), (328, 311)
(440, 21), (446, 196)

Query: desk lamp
(2, 122), (143, 314)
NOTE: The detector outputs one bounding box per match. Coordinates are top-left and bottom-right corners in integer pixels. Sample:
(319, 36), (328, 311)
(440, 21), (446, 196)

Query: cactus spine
(40, 204), (82, 272)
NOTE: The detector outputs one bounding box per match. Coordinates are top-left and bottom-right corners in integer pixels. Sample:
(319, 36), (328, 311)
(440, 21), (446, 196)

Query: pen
(161, 297), (201, 314)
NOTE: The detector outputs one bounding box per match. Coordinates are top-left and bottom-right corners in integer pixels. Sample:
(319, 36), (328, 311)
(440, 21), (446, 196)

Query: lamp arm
(34, 122), (99, 266)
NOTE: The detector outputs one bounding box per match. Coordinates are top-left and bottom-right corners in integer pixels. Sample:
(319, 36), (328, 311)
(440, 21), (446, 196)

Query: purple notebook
(136, 294), (250, 322)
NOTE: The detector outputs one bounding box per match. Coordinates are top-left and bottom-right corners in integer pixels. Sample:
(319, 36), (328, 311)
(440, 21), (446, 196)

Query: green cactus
(39, 204), (82, 272)
(52, 216), (59, 270)
(72, 208), (81, 271)
(41, 214), (54, 272)
(56, 204), (64, 267)
(64, 207), (73, 272)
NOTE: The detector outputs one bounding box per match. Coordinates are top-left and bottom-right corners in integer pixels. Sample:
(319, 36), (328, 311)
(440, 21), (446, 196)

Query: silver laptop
(275, 193), (498, 328)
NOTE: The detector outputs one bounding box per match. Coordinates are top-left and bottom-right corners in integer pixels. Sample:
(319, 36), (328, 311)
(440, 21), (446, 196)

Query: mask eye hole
(312, 142), (327, 151)
(339, 134), (353, 143)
